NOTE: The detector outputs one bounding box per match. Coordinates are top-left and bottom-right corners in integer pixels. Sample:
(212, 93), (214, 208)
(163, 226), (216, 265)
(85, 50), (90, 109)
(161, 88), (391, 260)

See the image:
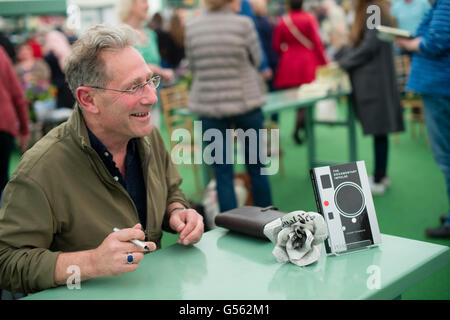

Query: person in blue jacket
(396, 0), (450, 238)
(240, 0), (273, 82)
(250, 0), (280, 122)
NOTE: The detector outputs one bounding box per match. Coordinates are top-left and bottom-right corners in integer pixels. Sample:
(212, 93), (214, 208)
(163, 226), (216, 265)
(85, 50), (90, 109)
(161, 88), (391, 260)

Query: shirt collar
(67, 103), (151, 163)
(85, 126), (137, 161)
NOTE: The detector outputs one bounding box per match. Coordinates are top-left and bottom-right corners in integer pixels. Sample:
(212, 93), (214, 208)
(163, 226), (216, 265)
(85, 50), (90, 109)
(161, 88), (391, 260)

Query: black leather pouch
(215, 206), (286, 240)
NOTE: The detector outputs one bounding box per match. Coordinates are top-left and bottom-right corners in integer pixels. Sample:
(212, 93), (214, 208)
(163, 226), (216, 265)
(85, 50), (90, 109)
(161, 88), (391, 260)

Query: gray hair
(64, 23), (138, 96)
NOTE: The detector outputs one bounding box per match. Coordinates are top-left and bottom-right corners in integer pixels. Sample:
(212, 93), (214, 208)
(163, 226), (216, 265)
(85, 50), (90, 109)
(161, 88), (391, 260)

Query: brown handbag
(215, 206), (286, 240)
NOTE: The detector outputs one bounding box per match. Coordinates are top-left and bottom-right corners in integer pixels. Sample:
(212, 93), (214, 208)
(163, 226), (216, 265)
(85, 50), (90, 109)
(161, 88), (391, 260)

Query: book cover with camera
(310, 161), (381, 255)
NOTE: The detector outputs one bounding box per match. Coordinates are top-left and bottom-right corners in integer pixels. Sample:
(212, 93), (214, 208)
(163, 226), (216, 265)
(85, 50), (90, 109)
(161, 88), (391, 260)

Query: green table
(24, 228), (449, 300)
(175, 88), (355, 187)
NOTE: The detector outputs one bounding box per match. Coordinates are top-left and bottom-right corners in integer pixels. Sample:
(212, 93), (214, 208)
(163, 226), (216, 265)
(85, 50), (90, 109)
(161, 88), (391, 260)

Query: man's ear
(76, 87), (99, 114)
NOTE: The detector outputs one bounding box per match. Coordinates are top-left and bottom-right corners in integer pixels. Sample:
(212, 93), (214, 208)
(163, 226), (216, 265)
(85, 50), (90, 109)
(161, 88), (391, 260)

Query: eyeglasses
(86, 75), (161, 95)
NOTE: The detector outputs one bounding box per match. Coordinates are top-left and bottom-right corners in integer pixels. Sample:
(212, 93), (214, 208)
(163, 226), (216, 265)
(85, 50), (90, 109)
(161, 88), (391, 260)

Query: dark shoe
(425, 225), (450, 238)
(293, 131), (303, 145)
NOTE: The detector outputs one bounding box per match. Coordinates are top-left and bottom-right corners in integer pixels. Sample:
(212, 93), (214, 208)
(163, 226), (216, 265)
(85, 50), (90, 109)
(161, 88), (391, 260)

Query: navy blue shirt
(87, 127), (147, 229)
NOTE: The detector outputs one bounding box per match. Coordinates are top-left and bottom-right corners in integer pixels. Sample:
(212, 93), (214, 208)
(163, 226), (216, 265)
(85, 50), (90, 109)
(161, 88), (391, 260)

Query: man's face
(93, 46), (158, 141)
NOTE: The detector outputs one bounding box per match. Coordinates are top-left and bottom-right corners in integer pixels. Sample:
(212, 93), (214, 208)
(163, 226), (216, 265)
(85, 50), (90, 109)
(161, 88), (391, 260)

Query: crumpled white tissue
(264, 211), (328, 267)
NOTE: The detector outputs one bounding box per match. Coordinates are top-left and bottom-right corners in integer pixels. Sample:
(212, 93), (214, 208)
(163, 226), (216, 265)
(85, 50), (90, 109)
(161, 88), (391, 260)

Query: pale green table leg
(304, 105), (315, 169)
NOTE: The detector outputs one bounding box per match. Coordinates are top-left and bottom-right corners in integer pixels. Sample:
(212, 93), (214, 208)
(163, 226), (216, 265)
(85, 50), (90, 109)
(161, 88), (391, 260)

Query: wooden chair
(159, 84), (203, 195)
(394, 54), (425, 141)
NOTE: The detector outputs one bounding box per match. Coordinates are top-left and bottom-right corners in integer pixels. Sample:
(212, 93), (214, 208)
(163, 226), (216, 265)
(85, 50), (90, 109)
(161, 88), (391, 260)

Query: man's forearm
(54, 250), (97, 286)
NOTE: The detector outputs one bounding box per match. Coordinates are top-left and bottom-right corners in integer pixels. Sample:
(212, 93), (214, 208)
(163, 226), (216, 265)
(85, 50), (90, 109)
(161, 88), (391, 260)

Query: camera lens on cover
(334, 182), (365, 218)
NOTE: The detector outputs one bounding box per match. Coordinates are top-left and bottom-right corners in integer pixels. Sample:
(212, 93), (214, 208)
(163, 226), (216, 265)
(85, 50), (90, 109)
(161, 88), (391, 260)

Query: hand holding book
(395, 37), (422, 53)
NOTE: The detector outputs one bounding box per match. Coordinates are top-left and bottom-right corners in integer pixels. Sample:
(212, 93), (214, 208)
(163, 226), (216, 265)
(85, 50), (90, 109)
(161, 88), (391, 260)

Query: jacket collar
(67, 103), (91, 150)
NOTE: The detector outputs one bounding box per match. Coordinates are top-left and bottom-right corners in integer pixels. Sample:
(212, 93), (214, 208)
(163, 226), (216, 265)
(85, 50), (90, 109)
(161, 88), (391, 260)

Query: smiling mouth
(131, 112), (149, 118)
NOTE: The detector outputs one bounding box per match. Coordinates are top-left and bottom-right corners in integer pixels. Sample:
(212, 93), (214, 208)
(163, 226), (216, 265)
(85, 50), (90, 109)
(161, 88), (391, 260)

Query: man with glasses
(0, 24), (204, 294)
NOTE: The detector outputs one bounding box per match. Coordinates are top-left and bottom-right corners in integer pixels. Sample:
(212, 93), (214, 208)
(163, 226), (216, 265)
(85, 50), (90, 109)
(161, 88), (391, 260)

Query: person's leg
(270, 113), (279, 123)
(373, 134), (388, 183)
(293, 109), (305, 144)
(233, 109), (273, 208)
(369, 134), (389, 195)
(0, 131), (15, 195)
(267, 80), (279, 123)
(200, 117), (237, 212)
(421, 94), (450, 237)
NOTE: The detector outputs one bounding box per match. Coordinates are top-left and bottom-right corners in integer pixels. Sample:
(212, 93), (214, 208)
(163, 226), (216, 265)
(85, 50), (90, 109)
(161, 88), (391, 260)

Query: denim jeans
(200, 108), (273, 212)
(421, 94), (450, 226)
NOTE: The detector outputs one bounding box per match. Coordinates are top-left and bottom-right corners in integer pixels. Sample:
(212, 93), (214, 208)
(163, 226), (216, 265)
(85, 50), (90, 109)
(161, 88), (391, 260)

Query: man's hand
(18, 133), (31, 153)
(160, 68), (175, 83)
(90, 223), (156, 277)
(395, 37), (422, 53)
(261, 68), (273, 81)
(54, 224), (156, 285)
(148, 63), (174, 83)
(169, 208), (204, 245)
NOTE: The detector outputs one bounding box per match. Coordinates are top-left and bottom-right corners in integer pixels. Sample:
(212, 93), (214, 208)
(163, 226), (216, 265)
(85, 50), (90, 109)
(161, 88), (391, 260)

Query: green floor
(8, 105), (449, 299)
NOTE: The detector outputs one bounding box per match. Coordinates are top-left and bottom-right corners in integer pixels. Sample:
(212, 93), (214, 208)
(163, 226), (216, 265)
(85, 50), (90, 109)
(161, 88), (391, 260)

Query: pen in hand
(113, 227), (150, 251)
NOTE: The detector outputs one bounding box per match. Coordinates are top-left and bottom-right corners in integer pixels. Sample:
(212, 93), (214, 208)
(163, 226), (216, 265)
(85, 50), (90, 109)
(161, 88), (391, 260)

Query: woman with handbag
(185, 0), (272, 213)
(272, 0), (327, 144)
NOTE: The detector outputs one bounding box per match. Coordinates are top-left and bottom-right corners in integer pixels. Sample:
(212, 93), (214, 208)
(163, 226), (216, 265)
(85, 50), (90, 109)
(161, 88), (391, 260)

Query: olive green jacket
(0, 105), (190, 293)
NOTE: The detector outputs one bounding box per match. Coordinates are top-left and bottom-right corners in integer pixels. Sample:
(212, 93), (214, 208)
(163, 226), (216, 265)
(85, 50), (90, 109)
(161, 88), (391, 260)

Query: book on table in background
(376, 25), (412, 42)
(296, 63), (351, 122)
(297, 63), (351, 99)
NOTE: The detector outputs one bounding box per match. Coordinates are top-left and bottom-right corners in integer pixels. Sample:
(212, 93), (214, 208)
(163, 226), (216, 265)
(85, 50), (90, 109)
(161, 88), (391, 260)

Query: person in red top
(273, 0), (327, 144)
(0, 46), (30, 196)
(27, 37), (43, 59)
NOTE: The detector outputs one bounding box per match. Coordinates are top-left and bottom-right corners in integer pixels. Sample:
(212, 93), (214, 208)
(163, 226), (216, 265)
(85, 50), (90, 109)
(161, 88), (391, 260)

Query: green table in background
(176, 88), (355, 187)
(263, 88), (356, 168)
(24, 228), (449, 300)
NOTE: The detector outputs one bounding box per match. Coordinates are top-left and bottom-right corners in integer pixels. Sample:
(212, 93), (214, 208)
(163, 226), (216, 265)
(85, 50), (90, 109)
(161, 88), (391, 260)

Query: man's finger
(144, 241), (157, 252)
(114, 228), (145, 242)
(178, 211), (204, 244)
(117, 241), (155, 253)
(178, 211), (198, 240)
(170, 212), (186, 233)
(180, 220), (204, 245)
(126, 252), (144, 264)
(133, 223), (142, 230)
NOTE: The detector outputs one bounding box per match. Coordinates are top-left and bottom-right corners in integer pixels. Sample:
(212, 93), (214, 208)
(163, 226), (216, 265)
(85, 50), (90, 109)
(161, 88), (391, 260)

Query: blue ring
(127, 254), (134, 264)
